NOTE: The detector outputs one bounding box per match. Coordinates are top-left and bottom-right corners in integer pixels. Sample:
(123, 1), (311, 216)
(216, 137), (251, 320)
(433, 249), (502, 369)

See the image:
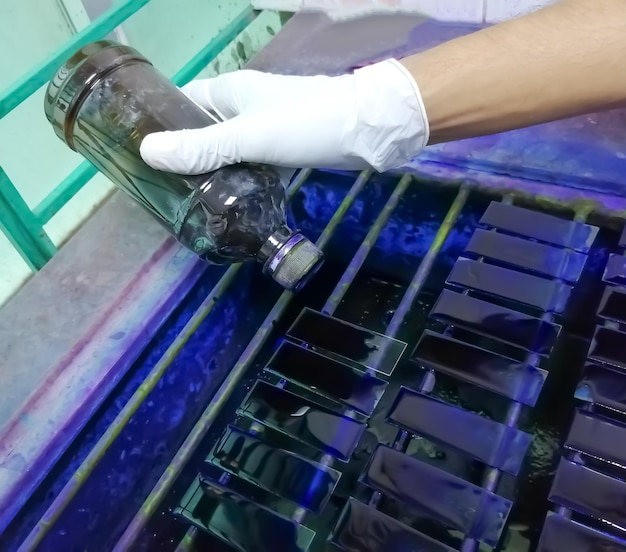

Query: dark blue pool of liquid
(1, 170), (620, 552)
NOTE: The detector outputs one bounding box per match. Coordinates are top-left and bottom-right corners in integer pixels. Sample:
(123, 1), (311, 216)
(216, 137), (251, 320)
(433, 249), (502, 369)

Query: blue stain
(5, 169), (616, 551)
(0, 265), (259, 550)
(35, 296), (250, 551)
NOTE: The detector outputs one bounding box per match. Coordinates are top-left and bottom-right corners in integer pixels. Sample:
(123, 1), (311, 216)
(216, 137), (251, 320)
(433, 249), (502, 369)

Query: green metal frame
(0, 1), (259, 273)
(0, 167), (57, 270)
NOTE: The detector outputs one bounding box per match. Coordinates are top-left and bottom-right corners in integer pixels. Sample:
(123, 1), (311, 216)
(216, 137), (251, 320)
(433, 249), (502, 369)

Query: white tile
(252, 0), (304, 9)
(262, 0), (485, 22)
(485, 0), (556, 22)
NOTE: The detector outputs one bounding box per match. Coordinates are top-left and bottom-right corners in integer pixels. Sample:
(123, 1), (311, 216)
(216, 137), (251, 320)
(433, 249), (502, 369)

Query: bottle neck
(258, 224), (325, 291)
(257, 224), (294, 264)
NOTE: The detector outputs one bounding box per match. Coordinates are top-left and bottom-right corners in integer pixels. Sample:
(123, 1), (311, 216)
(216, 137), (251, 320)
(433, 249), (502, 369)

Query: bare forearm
(401, 0), (626, 144)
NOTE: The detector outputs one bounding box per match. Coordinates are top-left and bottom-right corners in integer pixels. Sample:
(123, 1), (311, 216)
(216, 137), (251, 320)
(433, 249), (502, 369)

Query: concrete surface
(0, 192), (204, 532)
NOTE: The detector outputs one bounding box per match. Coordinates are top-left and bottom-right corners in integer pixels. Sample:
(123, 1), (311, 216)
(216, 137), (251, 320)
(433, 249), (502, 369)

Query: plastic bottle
(44, 40), (323, 291)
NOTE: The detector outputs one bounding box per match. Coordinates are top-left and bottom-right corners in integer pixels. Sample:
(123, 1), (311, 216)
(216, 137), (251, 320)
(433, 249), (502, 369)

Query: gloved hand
(140, 59), (429, 175)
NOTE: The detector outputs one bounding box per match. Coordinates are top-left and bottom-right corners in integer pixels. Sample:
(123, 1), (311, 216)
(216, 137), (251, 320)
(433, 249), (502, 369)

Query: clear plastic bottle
(44, 40), (323, 291)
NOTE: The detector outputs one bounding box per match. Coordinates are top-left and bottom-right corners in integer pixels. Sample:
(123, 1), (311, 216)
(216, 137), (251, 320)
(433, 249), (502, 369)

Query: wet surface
(430, 289), (561, 355)
(565, 410), (626, 469)
(363, 445), (512, 547)
(205, 426), (340, 512)
(576, 363), (626, 414)
(447, 257), (572, 313)
(603, 254), (626, 285)
(549, 458), (626, 529)
(265, 341), (387, 415)
(465, 228), (587, 283)
(332, 498), (456, 552)
(238, 381), (366, 461)
(155, 197), (620, 552)
(286, 308), (406, 376)
(413, 331), (547, 406)
(536, 512), (626, 552)
(159, 195), (624, 552)
(387, 388), (532, 475)
(597, 285), (626, 324)
(478, 202), (599, 253)
(175, 477), (316, 552)
(5, 171), (625, 552)
(588, 326), (626, 370)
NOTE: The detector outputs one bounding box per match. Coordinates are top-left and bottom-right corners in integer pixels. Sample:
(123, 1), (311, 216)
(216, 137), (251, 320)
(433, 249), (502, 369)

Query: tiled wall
(253, 0), (556, 22)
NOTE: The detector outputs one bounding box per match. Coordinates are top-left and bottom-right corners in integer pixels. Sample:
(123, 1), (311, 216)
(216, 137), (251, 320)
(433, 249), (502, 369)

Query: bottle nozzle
(261, 228), (324, 291)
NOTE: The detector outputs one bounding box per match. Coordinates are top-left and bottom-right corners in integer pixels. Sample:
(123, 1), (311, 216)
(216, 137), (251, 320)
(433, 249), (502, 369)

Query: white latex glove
(140, 59), (429, 175)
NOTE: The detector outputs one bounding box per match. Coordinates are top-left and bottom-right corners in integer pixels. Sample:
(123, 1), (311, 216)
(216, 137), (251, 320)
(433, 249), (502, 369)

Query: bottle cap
(263, 232), (324, 292)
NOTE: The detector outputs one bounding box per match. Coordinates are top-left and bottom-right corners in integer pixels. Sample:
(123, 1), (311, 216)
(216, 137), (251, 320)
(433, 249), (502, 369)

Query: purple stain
(387, 387), (532, 475)
(5, 166), (623, 552)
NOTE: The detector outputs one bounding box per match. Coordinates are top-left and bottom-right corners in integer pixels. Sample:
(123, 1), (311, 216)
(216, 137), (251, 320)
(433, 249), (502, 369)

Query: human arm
(140, 0), (626, 175)
(403, 0), (626, 144)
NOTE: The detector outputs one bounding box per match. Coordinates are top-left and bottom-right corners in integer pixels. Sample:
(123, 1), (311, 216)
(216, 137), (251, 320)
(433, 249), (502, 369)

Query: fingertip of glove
(140, 130), (199, 173)
(139, 131), (170, 170)
(140, 129), (223, 175)
(180, 79), (207, 100)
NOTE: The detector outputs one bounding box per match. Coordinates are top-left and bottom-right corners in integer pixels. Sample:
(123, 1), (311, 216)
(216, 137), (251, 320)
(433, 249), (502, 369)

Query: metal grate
(10, 168), (626, 551)
(538, 234), (626, 551)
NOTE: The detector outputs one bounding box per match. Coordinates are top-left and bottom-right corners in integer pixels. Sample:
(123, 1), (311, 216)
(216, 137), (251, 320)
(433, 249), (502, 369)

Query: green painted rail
(0, 167), (57, 270)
